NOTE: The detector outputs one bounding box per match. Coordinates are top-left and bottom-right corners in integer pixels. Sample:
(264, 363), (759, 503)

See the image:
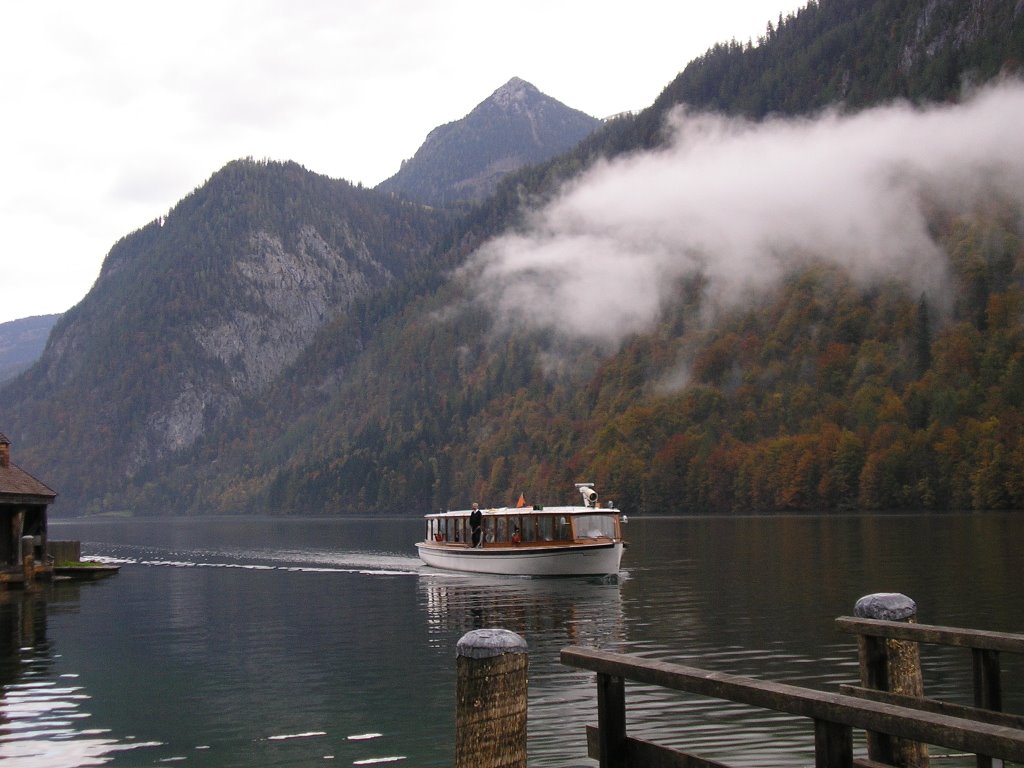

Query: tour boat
(416, 484), (625, 576)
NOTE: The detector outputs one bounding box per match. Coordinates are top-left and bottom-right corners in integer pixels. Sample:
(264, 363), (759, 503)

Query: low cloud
(465, 80), (1024, 347)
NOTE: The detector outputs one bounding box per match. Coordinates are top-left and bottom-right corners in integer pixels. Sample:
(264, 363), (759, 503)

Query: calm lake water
(1, 513), (1022, 767)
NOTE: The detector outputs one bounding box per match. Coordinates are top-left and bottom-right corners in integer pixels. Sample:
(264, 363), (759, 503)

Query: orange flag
(516, 493), (527, 508)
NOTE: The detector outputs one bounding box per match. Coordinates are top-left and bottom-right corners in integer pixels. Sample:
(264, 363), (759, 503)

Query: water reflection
(420, 572), (625, 647)
(0, 587), (163, 767)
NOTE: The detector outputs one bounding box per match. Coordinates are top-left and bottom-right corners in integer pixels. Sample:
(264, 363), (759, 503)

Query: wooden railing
(836, 617), (1024, 768)
(560, 643), (1024, 768)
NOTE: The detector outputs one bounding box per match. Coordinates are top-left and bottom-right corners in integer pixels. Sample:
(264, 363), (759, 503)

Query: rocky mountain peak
(376, 78), (601, 206)
(488, 76), (535, 109)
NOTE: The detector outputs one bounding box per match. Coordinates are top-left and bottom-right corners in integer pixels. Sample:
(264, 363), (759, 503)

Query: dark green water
(1, 513), (1022, 767)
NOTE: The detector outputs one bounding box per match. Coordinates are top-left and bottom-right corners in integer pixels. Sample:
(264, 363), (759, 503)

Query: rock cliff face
(194, 226), (383, 396)
(137, 225), (387, 462)
(377, 77), (601, 206)
(899, 0), (1015, 75)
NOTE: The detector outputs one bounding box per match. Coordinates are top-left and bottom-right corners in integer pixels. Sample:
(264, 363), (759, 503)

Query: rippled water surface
(1, 513), (1022, 766)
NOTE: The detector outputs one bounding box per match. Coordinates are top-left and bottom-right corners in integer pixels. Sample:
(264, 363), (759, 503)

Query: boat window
(575, 514), (618, 539)
(522, 516), (537, 543)
(484, 516), (496, 543)
(537, 515), (554, 541)
(557, 516), (571, 540)
(496, 516), (507, 542)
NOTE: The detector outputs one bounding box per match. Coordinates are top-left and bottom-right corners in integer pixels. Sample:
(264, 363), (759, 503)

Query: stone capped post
(455, 628), (528, 768)
(855, 592), (928, 767)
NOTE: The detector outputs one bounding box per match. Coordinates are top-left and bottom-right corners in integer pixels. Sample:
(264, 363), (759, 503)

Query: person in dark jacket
(469, 503), (483, 547)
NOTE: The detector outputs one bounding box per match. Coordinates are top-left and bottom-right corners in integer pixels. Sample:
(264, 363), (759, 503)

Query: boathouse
(0, 432), (56, 586)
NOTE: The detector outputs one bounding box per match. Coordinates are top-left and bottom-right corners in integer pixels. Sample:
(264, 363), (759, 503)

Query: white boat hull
(416, 540), (623, 577)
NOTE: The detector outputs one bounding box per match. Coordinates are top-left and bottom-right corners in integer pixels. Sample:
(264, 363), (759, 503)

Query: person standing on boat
(470, 503), (483, 547)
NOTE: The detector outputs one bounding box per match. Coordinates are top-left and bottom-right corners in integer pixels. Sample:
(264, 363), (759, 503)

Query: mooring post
(455, 628), (529, 768)
(854, 592), (929, 767)
(596, 672), (627, 768)
(21, 535), (35, 586)
(973, 647), (1005, 768)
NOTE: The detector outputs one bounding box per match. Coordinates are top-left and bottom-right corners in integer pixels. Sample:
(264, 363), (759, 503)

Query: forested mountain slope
(628, 0), (1024, 150)
(189, 206), (1022, 516)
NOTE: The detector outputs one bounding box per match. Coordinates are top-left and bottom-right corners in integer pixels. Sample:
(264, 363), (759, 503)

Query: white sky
(0, 0), (802, 325)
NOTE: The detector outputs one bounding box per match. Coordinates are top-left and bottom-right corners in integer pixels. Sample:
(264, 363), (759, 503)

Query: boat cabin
(424, 507), (621, 547)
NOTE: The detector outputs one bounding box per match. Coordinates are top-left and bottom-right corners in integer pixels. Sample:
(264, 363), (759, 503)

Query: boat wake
(84, 550), (427, 577)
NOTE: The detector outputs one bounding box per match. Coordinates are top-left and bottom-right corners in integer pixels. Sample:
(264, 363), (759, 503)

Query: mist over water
(466, 80), (1024, 346)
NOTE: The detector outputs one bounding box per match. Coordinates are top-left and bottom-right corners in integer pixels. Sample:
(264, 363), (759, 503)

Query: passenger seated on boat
(511, 526), (522, 545)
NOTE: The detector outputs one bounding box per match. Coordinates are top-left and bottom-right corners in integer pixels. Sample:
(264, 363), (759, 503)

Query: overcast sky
(0, 0), (803, 325)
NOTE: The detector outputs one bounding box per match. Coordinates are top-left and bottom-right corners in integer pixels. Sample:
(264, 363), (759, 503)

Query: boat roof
(426, 505), (618, 518)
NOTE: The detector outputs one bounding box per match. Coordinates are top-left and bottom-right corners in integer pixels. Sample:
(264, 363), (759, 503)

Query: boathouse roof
(0, 432), (56, 501)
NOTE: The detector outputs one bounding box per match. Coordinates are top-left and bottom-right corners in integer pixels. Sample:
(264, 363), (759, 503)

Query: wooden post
(596, 672), (627, 768)
(854, 593), (929, 768)
(973, 648), (1004, 768)
(815, 718), (853, 768)
(455, 628), (528, 768)
(21, 535), (35, 586)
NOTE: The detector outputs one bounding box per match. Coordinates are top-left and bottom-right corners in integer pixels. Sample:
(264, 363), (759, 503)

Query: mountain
(0, 315), (60, 383)
(2, 1), (1024, 518)
(376, 77), (601, 206)
(0, 159), (452, 511)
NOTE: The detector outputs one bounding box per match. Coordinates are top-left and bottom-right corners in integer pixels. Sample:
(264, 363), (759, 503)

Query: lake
(1, 512), (1022, 767)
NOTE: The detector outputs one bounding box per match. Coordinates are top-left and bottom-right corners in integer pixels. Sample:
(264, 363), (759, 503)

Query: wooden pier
(560, 594), (1024, 768)
(47, 540), (120, 581)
